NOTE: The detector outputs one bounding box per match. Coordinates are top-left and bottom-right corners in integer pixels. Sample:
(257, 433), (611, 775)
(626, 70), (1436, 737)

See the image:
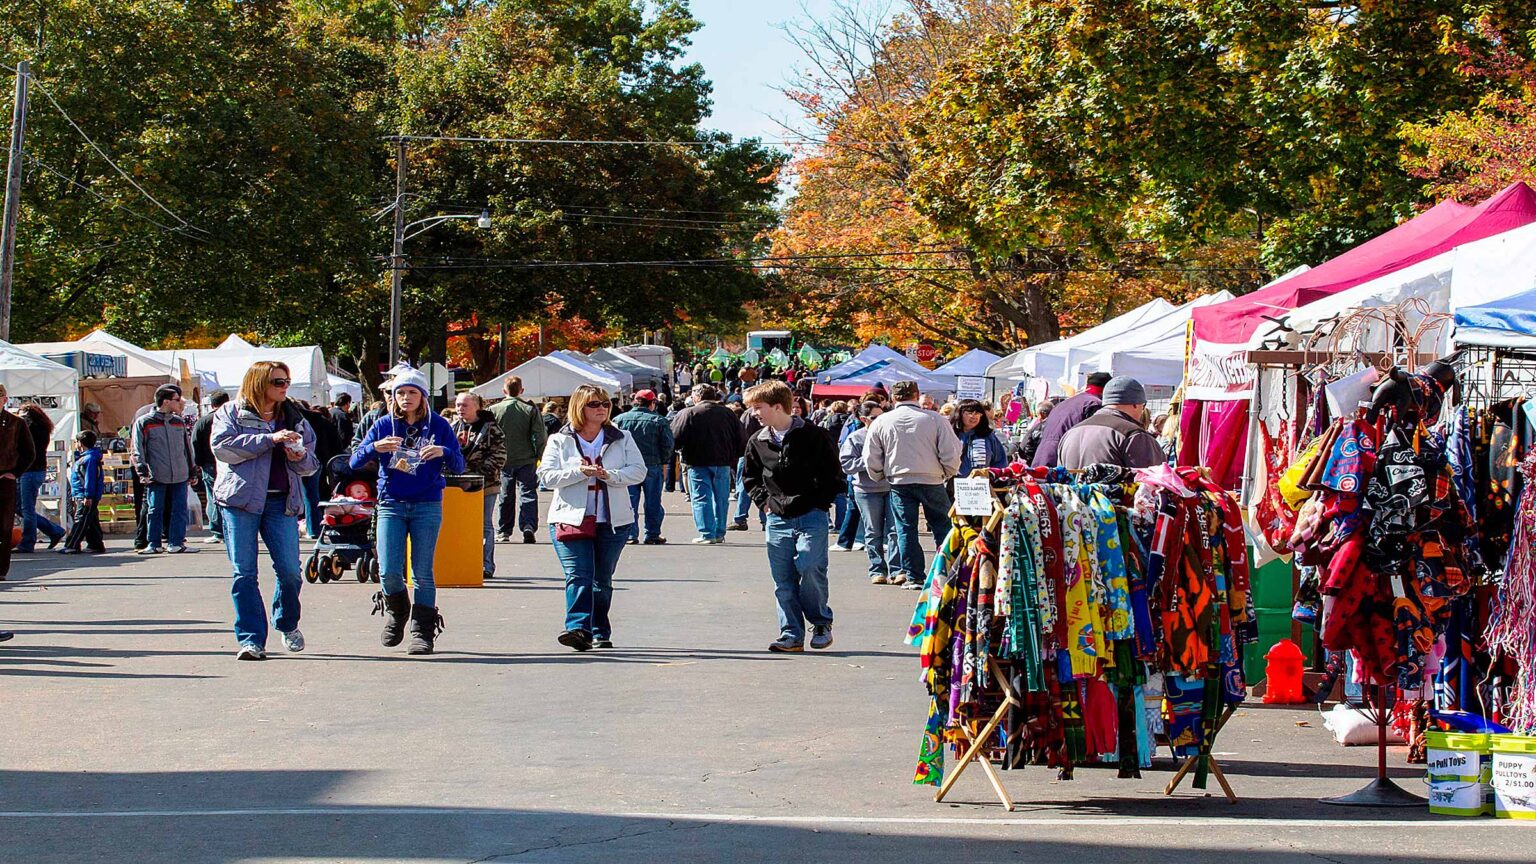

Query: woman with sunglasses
(351, 368), (464, 655)
(538, 385), (647, 651)
(951, 399), (1009, 480)
(209, 361), (320, 661)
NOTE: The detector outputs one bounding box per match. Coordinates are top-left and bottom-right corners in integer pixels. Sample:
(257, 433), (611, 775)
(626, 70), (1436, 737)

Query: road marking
(0, 807), (1525, 828)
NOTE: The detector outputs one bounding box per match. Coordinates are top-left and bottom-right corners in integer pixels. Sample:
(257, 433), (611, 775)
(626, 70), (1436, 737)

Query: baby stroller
(304, 456), (380, 584)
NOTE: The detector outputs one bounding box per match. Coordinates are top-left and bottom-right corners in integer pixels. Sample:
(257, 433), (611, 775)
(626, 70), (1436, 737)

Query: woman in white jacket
(537, 385), (648, 651)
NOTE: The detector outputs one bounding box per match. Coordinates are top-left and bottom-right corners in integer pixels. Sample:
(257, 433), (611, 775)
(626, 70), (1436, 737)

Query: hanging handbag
(554, 445), (606, 541)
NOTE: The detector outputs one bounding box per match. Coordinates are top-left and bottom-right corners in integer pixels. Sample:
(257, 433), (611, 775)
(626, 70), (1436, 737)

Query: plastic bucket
(1426, 731), (1492, 816)
(1491, 734), (1536, 820)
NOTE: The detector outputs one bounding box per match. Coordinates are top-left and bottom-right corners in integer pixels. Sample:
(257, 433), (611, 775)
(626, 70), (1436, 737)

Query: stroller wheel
(330, 555), (346, 579)
(356, 553), (372, 583)
(317, 555), (333, 583)
(304, 553), (320, 584)
(369, 555), (381, 583)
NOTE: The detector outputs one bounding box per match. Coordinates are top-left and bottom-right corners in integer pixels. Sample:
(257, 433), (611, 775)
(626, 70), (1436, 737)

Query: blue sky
(683, 0), (857, 143)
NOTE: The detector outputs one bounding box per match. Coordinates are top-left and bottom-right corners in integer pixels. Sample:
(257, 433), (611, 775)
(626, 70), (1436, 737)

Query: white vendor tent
(832, 361), (956, 397)
(589, 348), (666, 389)
(932, 348), (1003, 379)
(219, 333), (256, 350)
(551, 351), (633, 392)
(816, 344), (910, 383)
(155, 344), (329, 404)
(471, 354), (627, 400)
(1247, 221), (1536, 356)
(1064, 291), (1235, 389)
(328, 373), (364, 405)
(22, 330), (180, 380)
(986, 299), (1176, 393)
(0, 339), (80, 445)
(614, 344), (674, 377)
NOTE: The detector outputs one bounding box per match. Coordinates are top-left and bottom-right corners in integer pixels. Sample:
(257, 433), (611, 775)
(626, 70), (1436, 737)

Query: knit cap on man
(1101, 376), (1146, 406)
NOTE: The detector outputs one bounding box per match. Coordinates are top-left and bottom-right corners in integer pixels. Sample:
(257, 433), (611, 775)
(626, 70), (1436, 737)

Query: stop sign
(915, 343), (938, 365)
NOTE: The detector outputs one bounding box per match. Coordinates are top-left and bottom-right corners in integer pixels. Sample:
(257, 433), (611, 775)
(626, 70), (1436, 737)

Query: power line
(386, 134), (902, 147)
(27, 75), (209, 237)
(16, 149), (205, 240)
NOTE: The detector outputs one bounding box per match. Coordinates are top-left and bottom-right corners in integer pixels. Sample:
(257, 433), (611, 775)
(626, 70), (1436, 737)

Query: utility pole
(387, 138), (407, 368)
(0, 61), (31, 342)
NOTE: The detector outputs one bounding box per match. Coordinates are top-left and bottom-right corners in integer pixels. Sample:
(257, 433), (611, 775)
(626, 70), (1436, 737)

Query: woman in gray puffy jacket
(210, 361), (319, 661)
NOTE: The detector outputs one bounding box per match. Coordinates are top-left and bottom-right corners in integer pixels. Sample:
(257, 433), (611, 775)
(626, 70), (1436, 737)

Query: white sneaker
(691, 536), (712, 544)
(851, 542), (865, 551)
(280, 629), (305, 653)
(831, 543), (853, 552)
(236, 643), (266, 661)
(200, 536), (223, 544)
(136, 546), (164, 555)
(167, 545), (198, 554)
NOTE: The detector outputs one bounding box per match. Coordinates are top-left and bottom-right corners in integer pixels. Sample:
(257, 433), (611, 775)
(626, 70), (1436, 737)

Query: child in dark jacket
(61, 430), (105, 553)
(742, 380), (843, 653)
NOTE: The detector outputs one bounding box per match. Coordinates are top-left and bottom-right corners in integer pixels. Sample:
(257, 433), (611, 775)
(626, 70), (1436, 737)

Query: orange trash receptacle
(408, 474), (485, 589)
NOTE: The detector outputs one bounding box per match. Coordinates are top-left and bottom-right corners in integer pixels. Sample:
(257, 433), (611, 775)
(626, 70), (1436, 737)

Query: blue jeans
(202, 467), (224, 540)
(481, 489), (497, 575)
(301, 471), (323, 538)
(497, 464), (539, 535)
(551, 522), (628, 639)
(835, 477), (862, 547)
(627, 465), (666, 541)
(377, 499), (444, 608)
(223, 494), (302, 649)
(732, 457), (753, 523)
(146, 481), (189, 549)
(17, 470), (64, 550)
(853, 489), (898, 577)
(764, 509), (834, 641)
(686, 465), (732, 539)
(890, 483), (953, 584)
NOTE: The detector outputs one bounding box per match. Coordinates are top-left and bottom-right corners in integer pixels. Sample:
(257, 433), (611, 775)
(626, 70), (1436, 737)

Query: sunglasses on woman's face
(589, 401), (612, 409)
(271, 379), (291, 388)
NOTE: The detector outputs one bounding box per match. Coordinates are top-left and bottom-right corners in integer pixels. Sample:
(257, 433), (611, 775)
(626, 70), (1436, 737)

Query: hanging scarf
(1089, 488), (1134, 641)
(1487, 451), (1536, 733)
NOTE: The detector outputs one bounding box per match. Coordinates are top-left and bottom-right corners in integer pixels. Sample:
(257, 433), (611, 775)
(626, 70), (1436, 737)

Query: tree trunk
(464, 331), (498, 384)
(355, 330), (384, 403)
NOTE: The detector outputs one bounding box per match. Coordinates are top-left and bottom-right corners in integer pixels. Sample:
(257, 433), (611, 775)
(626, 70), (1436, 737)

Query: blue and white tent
(1455, 290), (1536, 349)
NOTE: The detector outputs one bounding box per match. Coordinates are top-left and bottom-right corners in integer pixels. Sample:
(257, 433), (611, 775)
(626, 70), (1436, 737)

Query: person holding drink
(350, 369), (464, 655)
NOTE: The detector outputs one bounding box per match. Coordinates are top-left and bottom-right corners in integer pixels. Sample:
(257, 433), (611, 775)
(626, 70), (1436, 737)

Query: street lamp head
(477, 210), (492, 230)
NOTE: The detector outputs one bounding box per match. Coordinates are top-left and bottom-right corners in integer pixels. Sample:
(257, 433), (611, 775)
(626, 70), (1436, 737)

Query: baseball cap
(633, 389), (657, 403)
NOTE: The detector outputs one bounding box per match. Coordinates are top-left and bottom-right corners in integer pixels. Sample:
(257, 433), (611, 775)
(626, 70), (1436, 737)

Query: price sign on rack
(952, 477), (995, 516)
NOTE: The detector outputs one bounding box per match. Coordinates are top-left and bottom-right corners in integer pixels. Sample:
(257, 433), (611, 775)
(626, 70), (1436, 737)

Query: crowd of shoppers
(1, 332), (1168, 659)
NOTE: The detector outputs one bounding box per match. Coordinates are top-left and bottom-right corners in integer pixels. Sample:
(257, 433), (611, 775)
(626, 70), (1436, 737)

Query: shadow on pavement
(0, 768), (1518, 864)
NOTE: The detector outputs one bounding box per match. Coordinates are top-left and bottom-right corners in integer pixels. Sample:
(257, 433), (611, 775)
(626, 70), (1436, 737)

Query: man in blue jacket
(613, 390), (674, 545)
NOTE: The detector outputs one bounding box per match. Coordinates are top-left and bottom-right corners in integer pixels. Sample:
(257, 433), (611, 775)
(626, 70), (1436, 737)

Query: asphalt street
(2, 489), (1530, 862)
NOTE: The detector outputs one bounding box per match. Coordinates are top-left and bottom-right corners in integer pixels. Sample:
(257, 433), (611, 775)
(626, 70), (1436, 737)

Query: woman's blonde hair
(567, 385), (612, 429)
(239, 361), (291, 411)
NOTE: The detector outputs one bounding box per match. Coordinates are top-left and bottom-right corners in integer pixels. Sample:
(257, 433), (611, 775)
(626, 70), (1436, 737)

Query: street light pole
(387, 138), (407, 369)
(0, 61), (31, 341)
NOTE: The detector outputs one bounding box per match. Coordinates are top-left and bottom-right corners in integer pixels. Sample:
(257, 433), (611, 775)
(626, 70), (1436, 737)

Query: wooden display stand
(929, 472), (1243, 809)
(1162, 705), (1239, 803)
(933, 657), (1023, 810)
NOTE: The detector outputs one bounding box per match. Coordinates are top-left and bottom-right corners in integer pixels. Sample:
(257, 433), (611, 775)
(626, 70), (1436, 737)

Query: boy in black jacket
(742, 381), (843, 653)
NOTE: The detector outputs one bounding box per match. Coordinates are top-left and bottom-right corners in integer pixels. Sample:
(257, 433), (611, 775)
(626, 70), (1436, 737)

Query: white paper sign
(955, 376), (987, 401)
(952, 477), (994, 516)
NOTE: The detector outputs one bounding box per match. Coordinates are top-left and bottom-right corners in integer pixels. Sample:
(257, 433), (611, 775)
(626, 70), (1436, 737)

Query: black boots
(407, 605), (443, 655)
(372, 590), (411, 647)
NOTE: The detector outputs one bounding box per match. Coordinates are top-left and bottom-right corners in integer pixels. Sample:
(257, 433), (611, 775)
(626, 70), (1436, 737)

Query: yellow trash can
(408, 475), (485, 589)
